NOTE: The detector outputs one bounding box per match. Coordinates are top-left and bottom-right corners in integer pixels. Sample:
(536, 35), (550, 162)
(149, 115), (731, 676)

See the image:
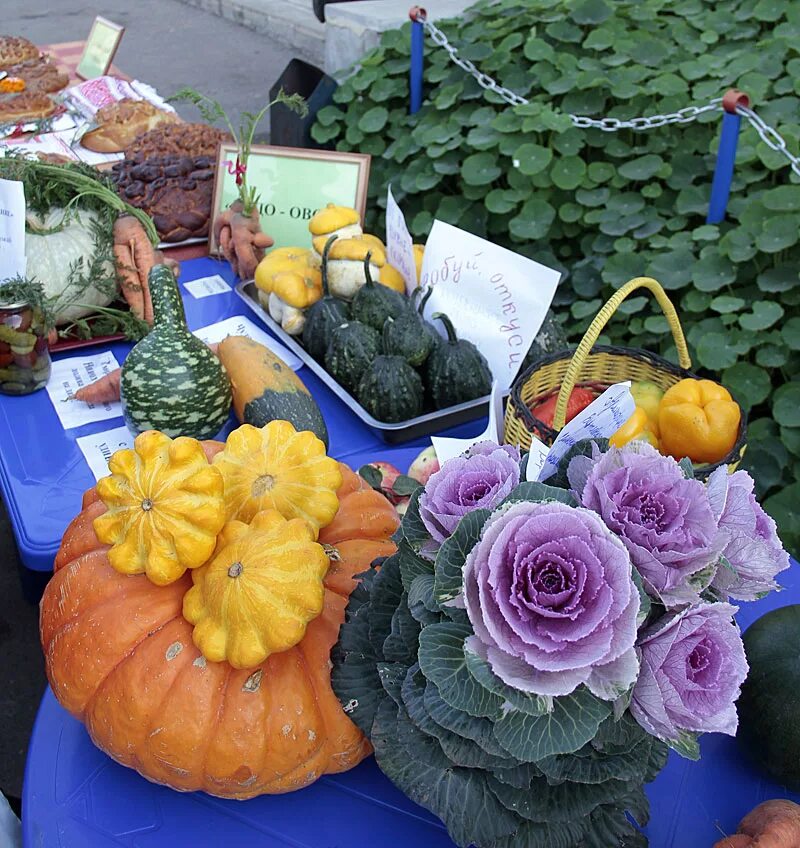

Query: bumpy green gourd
(426, 312), (492, 409)
(383, 287), (437, 367)
(356, 323), (424, 423)
(350, 251), (407, 331)
(302, 235), (351, 360)
(325, 321), (380, 394)
(120, 264), (231, 439)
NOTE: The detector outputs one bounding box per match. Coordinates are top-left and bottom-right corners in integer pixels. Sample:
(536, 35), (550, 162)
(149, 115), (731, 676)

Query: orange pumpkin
(41, 441), (399, 798)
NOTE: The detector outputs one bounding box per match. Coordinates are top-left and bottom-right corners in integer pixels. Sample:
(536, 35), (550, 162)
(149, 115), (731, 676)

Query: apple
(408, 445), (439, 486)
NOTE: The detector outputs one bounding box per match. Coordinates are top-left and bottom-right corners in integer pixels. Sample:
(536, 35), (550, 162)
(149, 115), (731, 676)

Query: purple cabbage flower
(631, 602), (748, 742)
(419, 441), (520, 550)
(706, 467), (790, 601)
(463, 500), (639, 699)
(571, 442), (723, 607)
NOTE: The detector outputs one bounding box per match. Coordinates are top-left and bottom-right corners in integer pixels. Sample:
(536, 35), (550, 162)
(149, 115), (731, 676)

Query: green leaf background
(313, 0), (800, 554)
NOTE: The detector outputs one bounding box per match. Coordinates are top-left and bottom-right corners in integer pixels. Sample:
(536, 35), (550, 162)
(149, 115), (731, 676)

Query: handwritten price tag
(420, 221), (560, 392)
(385, 185), (417, 294)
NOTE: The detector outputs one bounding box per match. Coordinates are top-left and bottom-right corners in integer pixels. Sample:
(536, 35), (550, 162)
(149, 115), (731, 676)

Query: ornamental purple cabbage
(463, 500), (640, 699)
(630, 603), (748, 742)
(419, 441), (520, 548)
(572, 442), (722, 607)
(706, 467), (790, 601)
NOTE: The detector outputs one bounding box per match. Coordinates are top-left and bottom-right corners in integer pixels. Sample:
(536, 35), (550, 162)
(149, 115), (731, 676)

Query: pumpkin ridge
(291, 636), (335, 778)
(201, 667), (233, 781)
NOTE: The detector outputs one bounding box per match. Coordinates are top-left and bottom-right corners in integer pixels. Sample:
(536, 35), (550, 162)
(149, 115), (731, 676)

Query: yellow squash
(212, 420), (342, 534)
(183, 509), (329, 668)
(93, 430), (225, 585)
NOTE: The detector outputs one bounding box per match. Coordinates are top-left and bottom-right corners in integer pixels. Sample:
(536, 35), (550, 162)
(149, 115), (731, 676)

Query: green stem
(321, 235), (338, 297)
(148, 265), (187, 328)
(432, 312), (458, 344)
(363, 250), (376, 288)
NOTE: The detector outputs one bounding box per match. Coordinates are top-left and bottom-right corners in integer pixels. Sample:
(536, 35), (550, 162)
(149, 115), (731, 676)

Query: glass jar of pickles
(0, 297), (52, 395)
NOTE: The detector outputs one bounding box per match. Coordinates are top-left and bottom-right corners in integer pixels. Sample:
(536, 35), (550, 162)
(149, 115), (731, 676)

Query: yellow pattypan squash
(183, 509), (329, 668)
(213, 420), (342, 534)
(93, 430), (226, 585)
(380, 262), (407, 293)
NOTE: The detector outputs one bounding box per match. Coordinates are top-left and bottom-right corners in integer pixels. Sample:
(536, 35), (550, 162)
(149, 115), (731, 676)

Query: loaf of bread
(125, 122), (229, 160)
(81, 99), (179, 153)
(0, 91), (58, 123)
(0, 36), (39, 69)
(112, 154), (216, 243)
(2, 59), (68, 94)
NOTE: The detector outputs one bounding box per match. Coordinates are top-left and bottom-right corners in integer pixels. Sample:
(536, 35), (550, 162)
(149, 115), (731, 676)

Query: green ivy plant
(312, 0), (800, 554)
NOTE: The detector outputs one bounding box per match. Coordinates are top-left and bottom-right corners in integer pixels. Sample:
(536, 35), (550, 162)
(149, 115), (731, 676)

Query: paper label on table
(419, 221), (560, 392)
(432, 381), (505, 466)
(524, 437), (551, 483)
(0, 178), (27, 282)
(77, 425), (134, 481)
(192, 315), (302, 371)
(184, 275), (232, 299)
(536, 382), (635, 482)
(386, 185), (417, 294)
(46, 351), (123, 429)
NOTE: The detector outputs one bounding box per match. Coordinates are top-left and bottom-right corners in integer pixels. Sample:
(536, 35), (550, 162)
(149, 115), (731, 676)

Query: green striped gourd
(120, 264), (231, 439)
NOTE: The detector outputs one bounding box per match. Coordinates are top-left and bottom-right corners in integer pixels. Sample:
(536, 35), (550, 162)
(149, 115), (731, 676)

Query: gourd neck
(321, 234), (338, 297)
(363, 251), (376, 288)
(150, 265), (188, 329)
(432, 312), (458, 344)
(416, 285), (433, 316)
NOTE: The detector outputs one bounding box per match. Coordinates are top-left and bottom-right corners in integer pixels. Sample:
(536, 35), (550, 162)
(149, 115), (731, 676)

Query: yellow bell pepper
(610, 407), (660, 450)
(630, 380), (664, 437)
(658, 378), (740, 464)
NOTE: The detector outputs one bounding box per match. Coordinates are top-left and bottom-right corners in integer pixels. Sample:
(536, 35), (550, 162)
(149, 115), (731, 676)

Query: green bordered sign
(76, 16), (125, 80)
(210, 143), (371, 256)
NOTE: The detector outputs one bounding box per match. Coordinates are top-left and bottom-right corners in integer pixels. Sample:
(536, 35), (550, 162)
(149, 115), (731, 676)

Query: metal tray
(235, 280), (491, 444)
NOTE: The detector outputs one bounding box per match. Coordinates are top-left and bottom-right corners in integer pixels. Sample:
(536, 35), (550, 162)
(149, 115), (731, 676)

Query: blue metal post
(409, 7), (426, 115)
(707, 90), (749, 224)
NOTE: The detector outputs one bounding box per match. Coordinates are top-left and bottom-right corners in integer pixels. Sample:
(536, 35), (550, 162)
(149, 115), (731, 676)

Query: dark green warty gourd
(426, 312), (492, 409)
(120, 264), (231, 439)
(356, 322), (424, 423)
(324, 321), (380, 394)
(302, 234), (350, 360)
(383, 287), (437, 367)
(350, 250), (407, 331)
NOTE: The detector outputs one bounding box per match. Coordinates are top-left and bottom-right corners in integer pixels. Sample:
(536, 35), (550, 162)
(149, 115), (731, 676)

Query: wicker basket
(504, 277), (747, 479)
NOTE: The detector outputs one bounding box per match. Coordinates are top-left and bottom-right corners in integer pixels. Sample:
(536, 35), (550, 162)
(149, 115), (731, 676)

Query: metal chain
(420, 16), (800, 176)
(736, 105), (800, 177)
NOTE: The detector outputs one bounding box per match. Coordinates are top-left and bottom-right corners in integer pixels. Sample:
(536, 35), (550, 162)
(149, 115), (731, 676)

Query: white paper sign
(47, 351), (123, 429)
(77, 425), (134, 481)
(420, 221), (560, 392)
(535, 382), (635, 482)
(432, 381), (505, 466)
(193, 315), (302, 370)
(0, 178), (27, 282)
(385, 185), (417, 294)
(184, 275), (232, 299)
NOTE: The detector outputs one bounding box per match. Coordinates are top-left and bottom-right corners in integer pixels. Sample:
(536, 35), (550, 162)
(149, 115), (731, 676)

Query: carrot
(73, 342), (220, 404)
(215, 200), (273, 280)
(74, 367), (121, 404)
(113, 239), (143, 320)
(713, 800), (800, 848)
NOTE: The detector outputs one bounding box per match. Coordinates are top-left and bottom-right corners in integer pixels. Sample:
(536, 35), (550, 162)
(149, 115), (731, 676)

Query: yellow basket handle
(553, 276), (692, 431)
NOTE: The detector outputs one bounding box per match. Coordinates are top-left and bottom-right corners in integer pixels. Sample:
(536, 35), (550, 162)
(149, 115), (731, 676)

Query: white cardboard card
(76, 424), (134, 481)
(47, 351), (123, 429)
(419, 221), (560, 392)
(431, 381), (504, 465)
(0, 178), (27, 282)
(192, 315), (302, 370)
(385, 185), (417, 294)
(183, 275), (232, 299)
(532, 382), (635, 482)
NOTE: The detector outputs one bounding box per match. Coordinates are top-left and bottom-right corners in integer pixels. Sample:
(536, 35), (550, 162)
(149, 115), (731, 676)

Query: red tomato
(530, 387), (597, 427)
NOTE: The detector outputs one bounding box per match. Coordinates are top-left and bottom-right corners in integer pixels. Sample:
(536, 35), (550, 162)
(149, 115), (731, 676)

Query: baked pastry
(112, 154), (216, 242)
(0, 36), (39, 69)
(125, 122), (230, 160)
(81, 98), (179, 154)
(0, 91), (57, 123)
(3, 58), (68, 94)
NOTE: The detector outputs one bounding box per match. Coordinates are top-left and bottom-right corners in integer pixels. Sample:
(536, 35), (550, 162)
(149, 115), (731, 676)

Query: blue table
(21, 437), (800, 848)
(0, 257), (485, 585)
